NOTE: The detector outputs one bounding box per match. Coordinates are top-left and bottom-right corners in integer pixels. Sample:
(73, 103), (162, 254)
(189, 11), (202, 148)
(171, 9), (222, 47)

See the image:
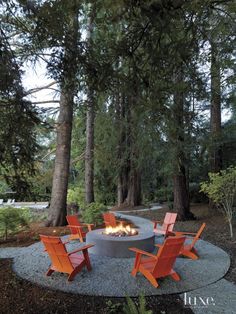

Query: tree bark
(46, 2), (79, 226)
(116, 91), (129, 205)
(85, 3), (96, 204)
(172, 68), (194, 220)
(47, 92), (74, 226)
(85, 94), (95, 203)
(126, 168), (142, 206)
(210, 41), (222, 173)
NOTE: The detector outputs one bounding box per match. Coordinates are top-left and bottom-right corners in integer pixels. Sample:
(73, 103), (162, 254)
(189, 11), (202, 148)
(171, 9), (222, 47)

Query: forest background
(0, 0), (235, 226)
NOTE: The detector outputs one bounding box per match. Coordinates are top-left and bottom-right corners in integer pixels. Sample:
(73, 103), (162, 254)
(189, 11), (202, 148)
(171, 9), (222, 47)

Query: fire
(103, 223), (138, 237)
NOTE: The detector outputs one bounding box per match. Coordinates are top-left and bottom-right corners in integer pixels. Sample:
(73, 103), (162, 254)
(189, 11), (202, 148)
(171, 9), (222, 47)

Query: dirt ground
(0, 203), (235, 313)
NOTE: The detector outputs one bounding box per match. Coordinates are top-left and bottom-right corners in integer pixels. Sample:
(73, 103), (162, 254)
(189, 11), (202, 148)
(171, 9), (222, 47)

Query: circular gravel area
(6, 213), (229, 297)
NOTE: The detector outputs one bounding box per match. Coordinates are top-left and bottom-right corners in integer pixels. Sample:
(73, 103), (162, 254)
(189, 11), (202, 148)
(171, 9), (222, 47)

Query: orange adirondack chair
(129, 236), (185, 288)
(40, 235), (94, 281)
(170, 223), (206, 260)
(153, 212), (177, 237)
(103, 212), (118, 228)
(66, 215), (94, 242)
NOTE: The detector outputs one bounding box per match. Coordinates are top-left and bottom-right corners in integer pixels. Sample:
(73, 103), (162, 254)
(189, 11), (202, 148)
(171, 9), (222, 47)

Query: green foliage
(200, 166), (236, 238)
(156, 186), (173, 203)
(0, 206), (29, 240)
(81, 202), (108, 225)
(123, 295), (152, 314)
(105, 300), (122, 313)
(67, 186), (85, 208)
(20, 207), (40, 223)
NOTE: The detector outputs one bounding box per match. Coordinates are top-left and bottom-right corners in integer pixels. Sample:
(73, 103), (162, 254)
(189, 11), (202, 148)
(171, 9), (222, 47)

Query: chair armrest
(67, 224), (83, 229)
(80, 223), (94, 227)
(68, 244), (94, 255)
(171, 231), (196, 236)
(129, 247), (157, 259)
(155, 244), (162, 248)
(80, 223), (94, 231)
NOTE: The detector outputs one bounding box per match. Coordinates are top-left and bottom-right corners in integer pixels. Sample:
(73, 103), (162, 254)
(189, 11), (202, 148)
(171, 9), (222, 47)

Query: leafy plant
(81, 202), (108, 225)
(67, 186), (85, 208)
(0, 206), (29, 240)
(200, 166), (236, 238)
(123, 294), (152, 314)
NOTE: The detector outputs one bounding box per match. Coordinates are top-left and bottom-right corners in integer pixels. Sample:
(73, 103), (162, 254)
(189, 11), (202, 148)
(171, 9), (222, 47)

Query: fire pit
(86, 226), (155, 258)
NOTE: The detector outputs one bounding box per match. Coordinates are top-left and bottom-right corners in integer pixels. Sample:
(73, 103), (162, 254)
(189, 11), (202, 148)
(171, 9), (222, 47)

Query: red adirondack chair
(129, 236), (185, 288)
(153, 212), (177, 237)
(170, 223), (206, 260)
(66, 215), (94, 242)
(103, 212), (118, 228)
(40, 235), (94, 281)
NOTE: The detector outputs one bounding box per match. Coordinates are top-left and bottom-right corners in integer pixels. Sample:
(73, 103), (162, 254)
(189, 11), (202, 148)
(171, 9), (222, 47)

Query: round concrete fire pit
(86, 228), (155, 258)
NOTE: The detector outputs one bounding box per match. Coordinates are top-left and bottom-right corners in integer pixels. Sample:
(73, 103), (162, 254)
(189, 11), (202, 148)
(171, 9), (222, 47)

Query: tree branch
(25, 82), (58, 96)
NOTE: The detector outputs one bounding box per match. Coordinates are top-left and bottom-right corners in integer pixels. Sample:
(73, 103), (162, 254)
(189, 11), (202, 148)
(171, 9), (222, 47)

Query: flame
(104, 223), (137, 236)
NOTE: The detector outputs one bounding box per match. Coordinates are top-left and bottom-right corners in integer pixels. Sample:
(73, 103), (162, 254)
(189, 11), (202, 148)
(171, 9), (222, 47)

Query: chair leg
(131, 253), (141, 277)
(192, 247), (198, 256)
(46, 268), (54, 277)
(141, 268), (159, 288)
(170, 271), (180, 281)
(182, 250), (198, 260)
(83, 250), (92, 271)
(79, 234), (84, 242)
(68, 269), (78, 281)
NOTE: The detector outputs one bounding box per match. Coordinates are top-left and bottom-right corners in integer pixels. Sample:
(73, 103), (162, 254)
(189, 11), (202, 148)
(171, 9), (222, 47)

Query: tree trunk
(85, 3), (96, 204)
(85, 94), (95, 203)
(172, 68), (194, 220)
(116, 64), (142, 207)
(210, 41), (222, 173)
(47, 92), (74, 226)
(126, 168), (142, 206)
(124, 87), (142, 207)
(47, 2), (79, 226)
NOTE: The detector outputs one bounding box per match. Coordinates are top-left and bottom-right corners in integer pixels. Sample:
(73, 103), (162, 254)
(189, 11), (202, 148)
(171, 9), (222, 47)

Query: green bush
(81, 202), (108, 225)
(0, 206), (29, 240)
(155, 186), (173, 203)
(67, 186), (85, 208)
(200, 166), (236, 239)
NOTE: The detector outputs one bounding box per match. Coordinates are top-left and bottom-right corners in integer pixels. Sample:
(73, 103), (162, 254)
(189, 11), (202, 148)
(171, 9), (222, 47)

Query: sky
(22, 60), (231, 121)
(22, 61), (59, 109)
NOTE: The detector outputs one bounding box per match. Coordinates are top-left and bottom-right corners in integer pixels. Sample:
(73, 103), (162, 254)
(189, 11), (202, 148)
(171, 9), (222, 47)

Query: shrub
(81, 202), (108, 225)
(155, 186), (173, 203)
(67, 186), (85, 208)
(0, 206), (29, 240)
(200, 166), (236, 238)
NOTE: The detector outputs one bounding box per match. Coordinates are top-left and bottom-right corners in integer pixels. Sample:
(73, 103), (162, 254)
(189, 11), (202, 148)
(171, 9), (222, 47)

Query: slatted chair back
(40, 235), (73, 274)
(103, 212), (117, 227)
(152, 236), (185, 278)
(163, 213), (177, 232)
(189, 223), (206, 249)
(66, 215), (81, 235)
